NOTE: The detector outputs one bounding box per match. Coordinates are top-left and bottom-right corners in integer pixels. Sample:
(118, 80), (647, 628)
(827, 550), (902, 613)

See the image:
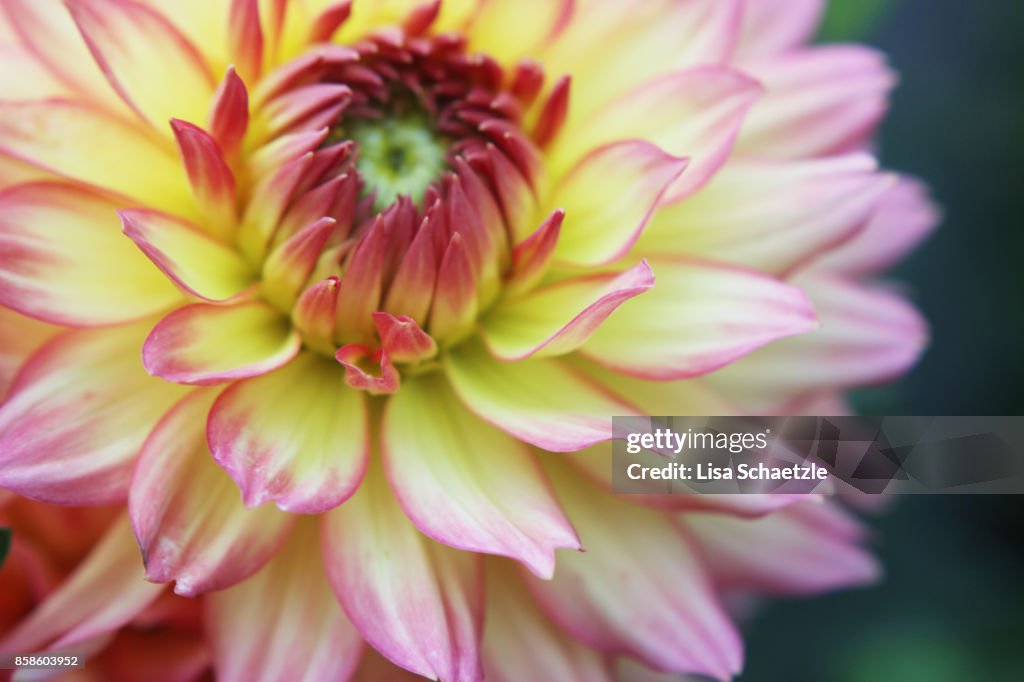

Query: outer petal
(143, 301), (301, 385)
(0, 100), (197, 216)
(526, 463), (743, 679)
(481, 261), (655, 361)
(638, 155), (894, 274)
(121, 209), (254, 302)
(207, 352), (369, 514)
(582, 259), (818, 380)
(1, 0), (131, 112)
(735, 0), (825, 58)
(0, 43), (68, 101)
(550, 67), (761, 201)
(547, 141), (688, 267)
(0, 183), (180, 326)
(465, 0), (572, 64)
(322, 468), (484, 682)
(0, 321), (188, 505)
(683, 501), (881, 595)
(383, 374), (580, 578)
(66, 0), (216, 133)
(446, 339), (641, 452)
(737, 46), (895, 158)
(129, 389), (295, 596)
(812, 176), (939, 275)
(208, 519), (364, 682)
(708, 275), (928, 408)
(483, 560), (614, 682)
(540, 0), (742, 119)
(0, 515), (163, 656)
(0, 307), (61, 398)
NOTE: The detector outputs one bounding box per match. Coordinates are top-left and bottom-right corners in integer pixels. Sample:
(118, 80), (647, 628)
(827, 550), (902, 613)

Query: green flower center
(347, 113), (448, 212)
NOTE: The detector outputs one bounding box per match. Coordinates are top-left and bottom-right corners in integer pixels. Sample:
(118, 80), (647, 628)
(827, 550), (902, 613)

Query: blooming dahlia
(0, 0), (935, 680)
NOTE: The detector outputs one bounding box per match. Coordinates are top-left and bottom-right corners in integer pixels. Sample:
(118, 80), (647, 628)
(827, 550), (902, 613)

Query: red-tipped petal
(170, 119), (238, 241)
(483, 260), (655, 361)
(372, 312), (438, 364)
(429, 233), (478, 343)
(335, 344), (400, 395)
(228, 0), (264, 83)
(208, 66), (250, 162)
(293, 276), (340, 354)
(335, 221), (387, 344)
(262, 217), (337, 310)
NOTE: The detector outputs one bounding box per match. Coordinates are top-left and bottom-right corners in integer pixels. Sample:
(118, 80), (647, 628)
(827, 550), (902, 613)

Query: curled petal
(482, 260), (655, 361)
(208, 66), (250, 162)
(143, 301), (301, 385)
(121, 208), (254, 302)
(582, 259), (819, 380)
(208, 352), (369, 514)
(322, 468), (484, 682)
(130, 389), (295, 596)
(372, 312), (438, 364)
(383, 374), (580, 578)
(335, 344), (400, 395)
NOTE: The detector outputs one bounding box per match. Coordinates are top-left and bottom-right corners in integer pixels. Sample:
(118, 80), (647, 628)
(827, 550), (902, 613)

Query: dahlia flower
(0, 0), (934, 680)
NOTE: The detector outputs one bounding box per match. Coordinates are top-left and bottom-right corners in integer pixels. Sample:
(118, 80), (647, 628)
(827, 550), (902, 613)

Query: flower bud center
(347, 112), (447, 212)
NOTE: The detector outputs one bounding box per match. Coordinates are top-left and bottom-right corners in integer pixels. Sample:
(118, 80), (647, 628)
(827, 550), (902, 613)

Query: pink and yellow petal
(129, 389), (295, 596)
(0, 183), (181, 326)
(66, 0), (216, 134)
(207, 352), (368, 514)
(582, 259), (818, 380)
(0, 321), (189, 505)
(481, 260), (654, 361)
(384, 374), (580, 578)
(322, 467), (484, 682)
(446, 339), (642, 452)
(208, 519), (364, 682)
(0, 100), (198, 217)
(525, 463), (743, 679)
(121, 209), (254, 302)
(638, 155), (894, 274)
(547, 141), (687, 267)
(143, 301), (301, 385)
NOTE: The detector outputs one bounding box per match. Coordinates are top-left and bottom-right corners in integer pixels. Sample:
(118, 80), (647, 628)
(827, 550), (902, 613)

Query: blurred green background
(741, 2), (1024, 680)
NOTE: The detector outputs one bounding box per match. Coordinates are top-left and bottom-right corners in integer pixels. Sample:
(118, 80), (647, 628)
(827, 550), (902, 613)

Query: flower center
(346, 111), (447, 212)
(246, 25), (567, 392)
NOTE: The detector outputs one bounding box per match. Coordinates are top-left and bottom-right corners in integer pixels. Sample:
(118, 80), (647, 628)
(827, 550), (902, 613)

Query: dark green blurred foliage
(740, 1), (1024, 680)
